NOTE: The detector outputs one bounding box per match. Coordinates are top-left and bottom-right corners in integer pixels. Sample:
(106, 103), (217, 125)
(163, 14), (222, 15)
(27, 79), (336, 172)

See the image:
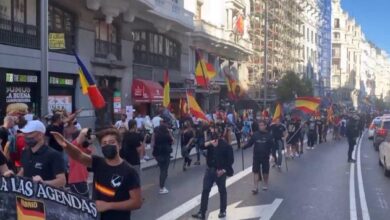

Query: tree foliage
(276, 71), (314, 102)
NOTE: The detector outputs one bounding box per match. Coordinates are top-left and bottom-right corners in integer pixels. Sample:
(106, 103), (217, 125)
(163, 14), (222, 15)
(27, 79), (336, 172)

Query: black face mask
(25, 136), (38, 148)
(101, 144), (117, 159)
(82, 141), (90, 148)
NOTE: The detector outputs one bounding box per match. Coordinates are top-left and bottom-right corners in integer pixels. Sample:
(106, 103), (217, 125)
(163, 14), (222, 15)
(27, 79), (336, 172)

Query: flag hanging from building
(295, 97), (321, 114)
(195, 50), (217, 88)
(75, 54), (106, 109)
(186, 91), (208, 121)
(163, 70), (170, 108)
(234, 14), (244, 35)
(272, 103), (283, 123)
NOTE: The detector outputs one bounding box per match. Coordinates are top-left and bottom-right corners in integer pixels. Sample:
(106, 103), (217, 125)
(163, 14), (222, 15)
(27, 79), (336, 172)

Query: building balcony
(95, 39), (122, 60)
(192, 20), (253, 58)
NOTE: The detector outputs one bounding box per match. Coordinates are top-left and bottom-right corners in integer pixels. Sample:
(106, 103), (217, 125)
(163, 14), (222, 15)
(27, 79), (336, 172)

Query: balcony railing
(133, 50), (180, 70)
(0, 18), (39, 49)
(0, 18), (75, 54)
(95, 39), (122, 60)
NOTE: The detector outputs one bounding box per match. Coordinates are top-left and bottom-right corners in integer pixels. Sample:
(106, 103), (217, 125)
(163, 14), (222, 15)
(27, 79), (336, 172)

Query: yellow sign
(49, 33), (65, 49)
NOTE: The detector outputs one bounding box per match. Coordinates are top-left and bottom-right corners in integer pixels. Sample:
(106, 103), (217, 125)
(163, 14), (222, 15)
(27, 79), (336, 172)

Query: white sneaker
(140, 159), (147, 163)
(159, 187), (169, 194)
(145, 144), (151, 150)
(144, 155), (151, 160)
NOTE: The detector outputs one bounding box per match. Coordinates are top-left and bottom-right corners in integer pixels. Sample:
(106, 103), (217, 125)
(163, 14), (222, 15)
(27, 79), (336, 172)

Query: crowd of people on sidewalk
(0, 102), (370, 219)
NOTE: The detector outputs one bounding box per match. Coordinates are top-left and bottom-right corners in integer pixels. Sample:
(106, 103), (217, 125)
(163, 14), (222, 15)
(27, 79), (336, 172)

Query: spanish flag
(195, 50), (217, 88)
(272, 103), (283, 123)
(327, 105), (334, 123)
(75, 54), (106, 109)
(235, 14), (244, 35)
(179, 98), (189, 116)
(163, 70), (170, 108)
(225, 71), (244, 100)
(186, 91), (208, 121)
(295, 97), (321, 114)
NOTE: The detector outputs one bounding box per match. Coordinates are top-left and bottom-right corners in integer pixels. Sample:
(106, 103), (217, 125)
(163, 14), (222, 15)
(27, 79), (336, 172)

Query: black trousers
(347, 138), (356, 160)
(157, 157), (170, 188)
(307, 131), (316, 147)
(235, 132), (241, 149)
(200, 168), (227, 215)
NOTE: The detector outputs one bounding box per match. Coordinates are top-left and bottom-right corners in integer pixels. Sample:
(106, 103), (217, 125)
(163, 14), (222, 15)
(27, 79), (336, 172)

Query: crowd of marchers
(0, 102), (371, 220)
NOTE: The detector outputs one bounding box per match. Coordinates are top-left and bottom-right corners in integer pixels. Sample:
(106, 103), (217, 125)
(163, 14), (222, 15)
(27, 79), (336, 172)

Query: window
(133, 31), (181, 70)
(95, 21), (121, 59)
(311, 31), (314, 43)
(333, 32), (340, 39)
(48, 4), (75, 53)
(0, 0), (38, 48)
(307, 28), (309, 41)
(334, 18), (340, 28)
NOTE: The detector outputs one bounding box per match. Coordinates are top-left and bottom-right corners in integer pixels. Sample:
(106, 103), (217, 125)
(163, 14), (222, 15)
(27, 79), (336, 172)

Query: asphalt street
(132, 131), (390, 220)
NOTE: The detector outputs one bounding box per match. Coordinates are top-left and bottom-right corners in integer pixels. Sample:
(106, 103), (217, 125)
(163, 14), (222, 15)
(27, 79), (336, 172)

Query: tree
(275, 71), (314, 102)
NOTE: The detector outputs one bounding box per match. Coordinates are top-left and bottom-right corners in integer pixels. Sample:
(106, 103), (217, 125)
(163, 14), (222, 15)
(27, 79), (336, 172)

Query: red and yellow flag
(195, 51), (217, 88)
(295, 97), (321, 114)
(75, 54), (106, 109)
(163, 70), (170, 108)
(225, 72), (244, 100)
(235, 14), (244, 35)
(186, 91), (208, 121)
(272, 103), (283, 123)
(327, 105), (334, 123)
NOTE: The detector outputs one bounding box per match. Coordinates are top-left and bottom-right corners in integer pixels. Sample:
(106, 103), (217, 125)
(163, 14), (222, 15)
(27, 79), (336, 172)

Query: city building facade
(331, 0), (390, 110)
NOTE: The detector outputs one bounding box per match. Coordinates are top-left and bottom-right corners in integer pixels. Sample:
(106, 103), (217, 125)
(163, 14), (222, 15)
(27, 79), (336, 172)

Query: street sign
(208, 198), (283, 220)
(49, 33), (65, 49)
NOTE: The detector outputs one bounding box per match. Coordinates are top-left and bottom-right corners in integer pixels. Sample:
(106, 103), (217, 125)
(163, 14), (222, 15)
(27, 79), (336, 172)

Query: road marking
(207, 198), (283, 220)
(356, 135), (371, 220)
(350, 162), (357, 220)
(157, 166), (253, 220)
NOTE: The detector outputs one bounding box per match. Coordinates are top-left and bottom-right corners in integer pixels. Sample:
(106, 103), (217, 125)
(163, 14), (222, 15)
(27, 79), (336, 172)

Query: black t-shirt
(316, 120), (323, 131)
(182, 129), (194, 147)
(20, 145), (65, 180)
(91, 156), (140, 220)
(270, 124), (286, 140)
(287, 122), (300, 142)
(46, 124), (64, 152)
(0, 151), (6, 166)
(121, 131), (143, 166)
(308, 121), (317, 131)
(0, 127), (9, 150)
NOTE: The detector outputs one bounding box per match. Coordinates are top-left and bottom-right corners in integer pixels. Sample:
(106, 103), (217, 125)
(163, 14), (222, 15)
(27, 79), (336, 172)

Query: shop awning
(132, 79), (164, 103)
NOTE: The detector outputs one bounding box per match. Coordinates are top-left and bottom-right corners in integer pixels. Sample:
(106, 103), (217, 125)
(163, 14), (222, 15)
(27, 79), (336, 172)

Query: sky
(341, 0), (390, 54)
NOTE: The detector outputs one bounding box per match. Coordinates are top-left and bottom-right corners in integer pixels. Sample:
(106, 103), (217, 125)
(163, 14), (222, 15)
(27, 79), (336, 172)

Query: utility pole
(40, 0), (49, 117)
(263, 0), (268, 108)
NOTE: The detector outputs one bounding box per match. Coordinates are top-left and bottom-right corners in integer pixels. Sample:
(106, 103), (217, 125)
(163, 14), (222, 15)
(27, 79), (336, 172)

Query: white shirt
(115, 120), (127, 129)
(227, 113), (234, 124)
(152, 116), (162, 128)
(135, 116), (145, 129)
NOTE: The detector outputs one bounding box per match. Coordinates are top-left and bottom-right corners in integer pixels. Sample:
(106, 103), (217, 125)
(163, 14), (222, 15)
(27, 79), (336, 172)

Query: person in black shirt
(286, 118), (301, 158)
(51, 128), (142, 220)
(346, 115), (360, 163)
(0, 151), (13, 176)
(270, 118), (286, 169)
(316, 117), (324, 144)
(121, 120), (144, 174)
(46, 114), (65, 152)
(18, 120), (66, 188)
(243, 121), (274, 193)
(192, 128), (234, 220)
(152, 119), (174, 194)
(181, 121), (195, 171)
(307, 117), (317, 149)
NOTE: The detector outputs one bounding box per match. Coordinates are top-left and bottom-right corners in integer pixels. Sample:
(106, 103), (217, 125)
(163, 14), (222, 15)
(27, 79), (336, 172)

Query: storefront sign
(133, 85), (143, 97)
(6, 73), (38, 83)
(6, 87), (31, 103)
(49, 33), (66, 49)
(0, 176), (97, 220)
(48, 96), (72, 113)
(113, 91), (121, 114)
(49, 76), (74, 86)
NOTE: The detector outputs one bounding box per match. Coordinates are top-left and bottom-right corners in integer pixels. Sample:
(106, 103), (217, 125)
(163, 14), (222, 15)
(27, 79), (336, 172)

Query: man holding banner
(51, 128), (142, 220)
(18, 120), (66, 188)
